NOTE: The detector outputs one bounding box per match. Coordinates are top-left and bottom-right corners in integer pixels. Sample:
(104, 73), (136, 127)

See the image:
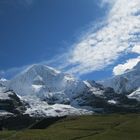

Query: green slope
(1, 114), (140, 140)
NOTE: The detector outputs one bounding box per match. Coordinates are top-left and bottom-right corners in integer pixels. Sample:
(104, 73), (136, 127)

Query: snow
(0, 78), (7, 82)
(128, 88), (140, 101)
(0, 110), (13, 116)
(22, 64), (61, 75)
(25, 104), (93, 117)
(0, 78), (8, 88)
(22, 95), (93, 117)
(108, 100), (117, 104)
(84, 81), (93, 88)
(0, 92), (11, 100)
(32, 85), (44, 92)
(0, 85), (13, 100)
(100, 62), (140, 94)
(84, 80), (104, 96)
(64, 74), (75, 81)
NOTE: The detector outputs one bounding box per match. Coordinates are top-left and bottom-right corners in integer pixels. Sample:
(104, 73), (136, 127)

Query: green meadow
(1, 114), (140, 140)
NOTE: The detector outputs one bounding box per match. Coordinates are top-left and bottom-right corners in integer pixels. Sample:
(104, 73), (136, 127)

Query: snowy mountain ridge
(100, 62), (140, 94)
(0, 63), (140, 117)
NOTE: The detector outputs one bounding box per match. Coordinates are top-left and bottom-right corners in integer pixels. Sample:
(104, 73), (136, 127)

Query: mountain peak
(23, 64), (61, 75)
(7, 64), (83, 98)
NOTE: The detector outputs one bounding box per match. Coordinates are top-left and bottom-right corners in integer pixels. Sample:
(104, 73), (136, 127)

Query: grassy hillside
(1, 114), (140, 140)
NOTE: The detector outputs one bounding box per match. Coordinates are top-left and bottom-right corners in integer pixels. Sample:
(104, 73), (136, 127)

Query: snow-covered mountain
(0, 63), (140, 117)
(7, 64), (130, 116)
(5, 64), (102, 116)
(7, 64), (87, 104)
(100, 62), (140, 94)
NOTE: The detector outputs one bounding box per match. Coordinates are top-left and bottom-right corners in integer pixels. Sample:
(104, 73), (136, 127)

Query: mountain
(7, 64), (87, 102)
(5, 64), (98, 116)
(100, 62), (140, 94)
(6, 64), (126, 116)
(0, 64), (140, 118)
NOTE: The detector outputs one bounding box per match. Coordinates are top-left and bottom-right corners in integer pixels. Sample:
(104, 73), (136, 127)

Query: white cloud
(113, 56), (140, 75)
(57, 0), (140, 76)
(132, 45), (140, 54)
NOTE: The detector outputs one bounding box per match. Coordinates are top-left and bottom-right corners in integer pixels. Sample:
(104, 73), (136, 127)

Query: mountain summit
(7, 64), (86, 100)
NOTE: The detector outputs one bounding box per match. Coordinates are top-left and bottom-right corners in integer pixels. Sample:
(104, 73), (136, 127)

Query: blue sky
(0, 0), (140, 80)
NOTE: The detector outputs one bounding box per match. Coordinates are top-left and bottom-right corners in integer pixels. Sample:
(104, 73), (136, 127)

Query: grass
(1, 114), (140, 140)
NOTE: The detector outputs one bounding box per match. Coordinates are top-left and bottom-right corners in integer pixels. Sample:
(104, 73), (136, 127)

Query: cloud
(53, 0), (140, 76)
(132, 45), (140, 54)
(113, 56), (140, 75)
